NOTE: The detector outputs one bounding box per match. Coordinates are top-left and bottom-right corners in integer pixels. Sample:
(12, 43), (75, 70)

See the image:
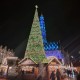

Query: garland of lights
(39, 15), (59, 50)
(24, 7), (46, 63)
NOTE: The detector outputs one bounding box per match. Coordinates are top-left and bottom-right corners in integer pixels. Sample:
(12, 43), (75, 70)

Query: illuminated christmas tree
(24, 5), (46, 63)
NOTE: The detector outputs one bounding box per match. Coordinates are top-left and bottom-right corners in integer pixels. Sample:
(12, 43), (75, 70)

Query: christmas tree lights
(24, 5), (46, 63)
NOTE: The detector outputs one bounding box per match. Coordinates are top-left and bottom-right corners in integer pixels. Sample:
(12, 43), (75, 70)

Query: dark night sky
(0, 0), (80, 58)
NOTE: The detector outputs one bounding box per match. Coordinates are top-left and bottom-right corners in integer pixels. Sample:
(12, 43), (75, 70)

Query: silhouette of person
(32, 67), (34, 73)
(56, 69), (61, 80)
(21, 70), (24, 80)
(50, 71), (56, 80)
(77, 72), (80, 80)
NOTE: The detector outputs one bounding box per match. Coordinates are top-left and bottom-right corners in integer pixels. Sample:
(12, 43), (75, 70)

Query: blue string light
(39, 14), (64, 59)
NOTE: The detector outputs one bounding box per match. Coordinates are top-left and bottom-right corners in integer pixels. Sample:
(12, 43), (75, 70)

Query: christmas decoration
(24, 5), (47, 63)
(39, 14), (63, 59)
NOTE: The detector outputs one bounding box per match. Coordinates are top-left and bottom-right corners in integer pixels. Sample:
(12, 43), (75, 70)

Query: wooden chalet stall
(18, 58), (38, 80)
(18, 56), (62, 80)
(46, 56), (62, 80)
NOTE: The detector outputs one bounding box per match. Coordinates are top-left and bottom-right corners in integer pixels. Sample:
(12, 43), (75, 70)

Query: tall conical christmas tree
(24, 5), (46, 63)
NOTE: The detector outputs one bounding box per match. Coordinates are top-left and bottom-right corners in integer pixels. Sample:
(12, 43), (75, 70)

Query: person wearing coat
(50, 71), (56, 80)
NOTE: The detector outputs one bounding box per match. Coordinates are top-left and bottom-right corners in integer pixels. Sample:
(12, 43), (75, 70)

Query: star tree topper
(35, 5), (38, 8)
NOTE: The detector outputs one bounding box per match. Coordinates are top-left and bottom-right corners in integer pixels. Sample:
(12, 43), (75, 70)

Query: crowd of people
(50, 68), (80, 80)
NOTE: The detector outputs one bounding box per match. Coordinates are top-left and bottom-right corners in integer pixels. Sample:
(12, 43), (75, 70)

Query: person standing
(77, 71), (80, 80)
(56, 69), (61, 80)
(50, 71), (56, 80)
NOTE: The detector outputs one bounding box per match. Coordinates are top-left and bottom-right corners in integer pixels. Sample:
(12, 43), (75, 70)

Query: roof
(47, 56), (62, 65)
(19, 56), (62, 66)
(7, 57), (18, 60)
(18, 58), (37, 66)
